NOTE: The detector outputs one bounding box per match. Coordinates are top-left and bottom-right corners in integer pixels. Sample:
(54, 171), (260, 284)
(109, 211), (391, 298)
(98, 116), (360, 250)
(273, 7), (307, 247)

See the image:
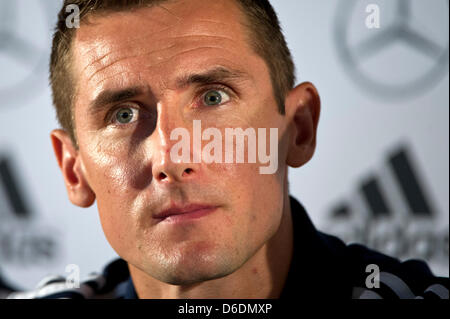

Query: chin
(153, 249), (238, 286)
(163, 269), (229, 286)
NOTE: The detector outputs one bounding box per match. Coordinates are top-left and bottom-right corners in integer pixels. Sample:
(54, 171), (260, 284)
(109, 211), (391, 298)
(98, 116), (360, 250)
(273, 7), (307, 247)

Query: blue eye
(203, 89), (230, 106)
(114, 107), (137, 124)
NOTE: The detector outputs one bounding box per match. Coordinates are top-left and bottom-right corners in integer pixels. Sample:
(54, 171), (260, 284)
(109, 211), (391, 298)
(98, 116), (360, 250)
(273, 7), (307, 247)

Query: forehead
(71, 0), (263, 99)
(75, 0), (247, 50)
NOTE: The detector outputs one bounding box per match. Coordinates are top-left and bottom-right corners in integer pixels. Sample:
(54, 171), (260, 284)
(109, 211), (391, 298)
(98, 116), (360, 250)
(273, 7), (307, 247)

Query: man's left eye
(203, 89), (230, 106)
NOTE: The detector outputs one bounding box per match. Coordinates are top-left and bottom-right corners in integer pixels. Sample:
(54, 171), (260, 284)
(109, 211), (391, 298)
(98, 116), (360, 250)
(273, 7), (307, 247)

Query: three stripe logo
(332, 147), (434, 219)
(0, 153), (58, 276)
(327, 144), (448, 269)
(0, 156), (32, 219)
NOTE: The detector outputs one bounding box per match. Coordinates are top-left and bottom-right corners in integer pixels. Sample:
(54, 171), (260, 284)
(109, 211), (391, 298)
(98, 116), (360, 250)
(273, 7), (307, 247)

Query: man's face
(71, 0), (290, 284)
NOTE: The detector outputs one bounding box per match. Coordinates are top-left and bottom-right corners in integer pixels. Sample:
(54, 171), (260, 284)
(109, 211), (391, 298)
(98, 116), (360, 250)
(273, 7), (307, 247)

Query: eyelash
(106, 84), (236, 127)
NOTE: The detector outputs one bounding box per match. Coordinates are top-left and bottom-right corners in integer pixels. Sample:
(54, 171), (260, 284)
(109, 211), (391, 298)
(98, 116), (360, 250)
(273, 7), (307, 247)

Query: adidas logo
(0, 154), (58, 267)
(324, 145), (449, 275)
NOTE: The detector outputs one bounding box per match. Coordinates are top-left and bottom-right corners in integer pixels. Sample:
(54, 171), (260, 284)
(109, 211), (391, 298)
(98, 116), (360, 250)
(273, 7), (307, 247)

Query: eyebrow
(89, 86), (145, 114)
(88, 67), (251, 113)
(175, 66), (251, 89)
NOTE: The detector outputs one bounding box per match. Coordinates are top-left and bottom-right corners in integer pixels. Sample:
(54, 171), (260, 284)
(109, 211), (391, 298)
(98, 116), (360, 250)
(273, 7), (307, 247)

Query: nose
(150, 105), (198, 184)
(153, 155), (197, 183)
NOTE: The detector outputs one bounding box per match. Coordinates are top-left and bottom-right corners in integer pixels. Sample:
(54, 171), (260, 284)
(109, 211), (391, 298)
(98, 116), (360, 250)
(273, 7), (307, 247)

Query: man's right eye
(111, 107), (139, 125)
(202, 88), (231, 107)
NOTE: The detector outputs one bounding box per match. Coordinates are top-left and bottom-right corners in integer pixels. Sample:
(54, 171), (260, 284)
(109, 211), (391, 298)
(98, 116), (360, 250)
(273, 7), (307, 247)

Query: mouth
(153, 204), (219, 223)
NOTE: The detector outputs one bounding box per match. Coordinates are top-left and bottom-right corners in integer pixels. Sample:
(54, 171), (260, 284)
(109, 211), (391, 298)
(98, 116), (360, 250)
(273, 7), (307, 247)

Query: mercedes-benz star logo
(0, 0), (54, 106)
(334, 0), (449, 100)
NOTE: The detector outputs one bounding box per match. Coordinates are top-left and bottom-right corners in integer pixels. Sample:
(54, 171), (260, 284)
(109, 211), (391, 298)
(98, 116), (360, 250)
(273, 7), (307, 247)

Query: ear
(285, 82), (321, 168)
(50, 129), (95, 208)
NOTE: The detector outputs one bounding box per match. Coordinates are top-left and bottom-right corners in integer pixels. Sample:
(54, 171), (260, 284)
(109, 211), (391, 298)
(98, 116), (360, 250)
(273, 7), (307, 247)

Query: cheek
(92, 159), (144, 255)
(211, 161), (285, 236)
(98, 200), (136, 254)
(80, 141), (148, 250)
(200, 117), (286, 237)
(81, 136), (149, 193)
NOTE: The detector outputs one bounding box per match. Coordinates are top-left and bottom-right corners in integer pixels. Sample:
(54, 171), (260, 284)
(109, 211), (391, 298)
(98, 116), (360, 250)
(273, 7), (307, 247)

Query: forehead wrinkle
(76, 5), (183, 53)
(85, 43), (177, 83)
(191, 19), (230, 26)
(85, 31), (236, 76)
(77, 7), (245, 80)
(75, 0), (247, 60)
(157, 3), (182, 22)
(92, 70), (145, 89)
(167, 33), (236, 43)
(143, 45), (241, 72)
(79, 25), (177, 74)
(86, 33), (239, 84)
(79, 11), (240, 67)
(88, 45), (237, 92)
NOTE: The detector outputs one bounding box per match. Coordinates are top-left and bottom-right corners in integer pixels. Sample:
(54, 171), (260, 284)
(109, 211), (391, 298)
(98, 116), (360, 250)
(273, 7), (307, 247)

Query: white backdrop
(0, 0), (448, 290)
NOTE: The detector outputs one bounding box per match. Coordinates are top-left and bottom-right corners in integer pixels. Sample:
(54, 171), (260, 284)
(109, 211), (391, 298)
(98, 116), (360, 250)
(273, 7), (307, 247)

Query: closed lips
(154, 204), (217, 220)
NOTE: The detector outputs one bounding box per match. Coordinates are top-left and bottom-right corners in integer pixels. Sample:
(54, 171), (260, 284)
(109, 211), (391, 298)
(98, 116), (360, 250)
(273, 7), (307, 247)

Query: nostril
(156, 168), (194, 181)
(158, 172), (168, 181)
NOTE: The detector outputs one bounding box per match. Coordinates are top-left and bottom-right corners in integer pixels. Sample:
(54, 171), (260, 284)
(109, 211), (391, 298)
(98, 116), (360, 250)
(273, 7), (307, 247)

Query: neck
(129, 192), (294, 299)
